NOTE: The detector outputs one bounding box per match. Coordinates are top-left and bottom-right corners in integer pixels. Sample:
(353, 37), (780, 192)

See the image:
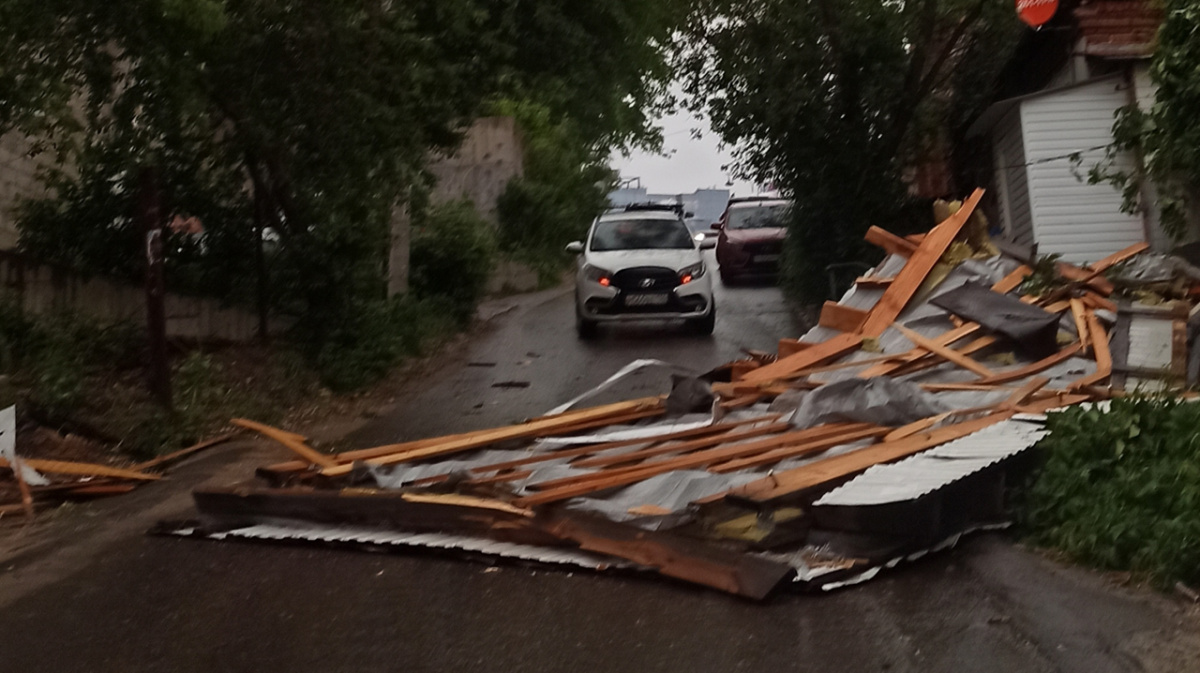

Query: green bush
(1021, 396), (1200, 587)
(411, 199), (496, 321)
(312, 295), (458, 392)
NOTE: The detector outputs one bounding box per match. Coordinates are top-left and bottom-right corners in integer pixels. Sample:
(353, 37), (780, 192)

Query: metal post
(139, 167), (172, 410)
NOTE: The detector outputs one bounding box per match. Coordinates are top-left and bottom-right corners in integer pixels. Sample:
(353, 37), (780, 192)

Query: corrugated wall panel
(1020, 77), (1145, 263)
(993, 108), (1035, 245)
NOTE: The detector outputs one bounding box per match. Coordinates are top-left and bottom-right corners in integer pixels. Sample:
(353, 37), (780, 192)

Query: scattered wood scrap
(167, 192), (1197, 599)
(1, 430), (238, 517)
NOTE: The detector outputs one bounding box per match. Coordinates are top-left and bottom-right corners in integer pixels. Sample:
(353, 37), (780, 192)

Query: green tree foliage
(1090, 0), (1200, 241)
(1022, 396), (1200, 588)
(0, 0), (689, 388)
(494, 99), (616, 284)
(677, 0), (1021, 298)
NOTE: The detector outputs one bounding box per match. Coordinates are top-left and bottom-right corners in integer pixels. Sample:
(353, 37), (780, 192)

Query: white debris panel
(813, 419), (1048, 507)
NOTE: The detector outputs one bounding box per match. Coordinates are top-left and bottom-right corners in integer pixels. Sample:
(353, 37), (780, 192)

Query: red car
(712, 196), (791, 284)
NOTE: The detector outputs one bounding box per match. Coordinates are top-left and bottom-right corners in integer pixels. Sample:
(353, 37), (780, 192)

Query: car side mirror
(711, 221), (723, 231)
(565, 241), (584, 254)
(699, 238), (717, 250)
(685, 211), (695, 218)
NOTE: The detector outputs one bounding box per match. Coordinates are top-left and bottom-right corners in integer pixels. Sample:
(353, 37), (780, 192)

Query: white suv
(565, 205), (716, 339)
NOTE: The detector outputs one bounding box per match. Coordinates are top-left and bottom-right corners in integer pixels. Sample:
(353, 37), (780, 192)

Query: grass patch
(1020, 395), (1200, 588)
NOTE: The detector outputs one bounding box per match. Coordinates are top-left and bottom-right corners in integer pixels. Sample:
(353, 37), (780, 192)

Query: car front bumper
(576, 276), (713, 322)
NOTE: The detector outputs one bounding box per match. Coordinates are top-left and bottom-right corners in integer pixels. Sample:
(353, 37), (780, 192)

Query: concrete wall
(0, 250), (275, 342)
(428, 116), (524, 221)
(0, 133), (44, 251)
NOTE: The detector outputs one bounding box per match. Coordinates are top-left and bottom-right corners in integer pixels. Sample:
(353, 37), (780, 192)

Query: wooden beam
(864, 226), (917, 257)
(0, 457), (160, 481)
(514, 424), (880, 506)
(539, 512), (792, 599)
(711, 411), (1013, 504)
(739, 332), (864, 384)
(999, 376), (1050, 410)
(321, 398), (666, 477)
(232, 418), (337, 468)
(818, 301), (870, 333)
(974, 343), (1083, 386)
(854, 276), (895, 289)
(1056, 261), (1115, 295)
(1068, 313), (1111, 391)
(776, 338), (812, 359)
(132, 432), (239, 472)
(1069, 298), (1091, 351)
(707, 426), (890, 473)
(859, 188), (983, 337)
(993, 265), (1033, 293)
(892, 323), (996, 378)
(571, 421), (813, 470)
(1090, 242), (1150, 274)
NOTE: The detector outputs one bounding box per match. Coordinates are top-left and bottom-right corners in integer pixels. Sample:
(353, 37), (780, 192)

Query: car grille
(611, 266), (680, 292)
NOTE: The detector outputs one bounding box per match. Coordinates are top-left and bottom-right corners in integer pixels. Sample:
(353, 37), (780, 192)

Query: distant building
(607, 187), (731, 233)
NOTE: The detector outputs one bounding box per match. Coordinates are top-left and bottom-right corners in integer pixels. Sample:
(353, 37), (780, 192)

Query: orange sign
(1016, 0), (1058, 27)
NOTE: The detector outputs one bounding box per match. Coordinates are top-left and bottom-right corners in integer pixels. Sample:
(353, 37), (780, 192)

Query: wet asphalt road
(0, 265), (1195, 673)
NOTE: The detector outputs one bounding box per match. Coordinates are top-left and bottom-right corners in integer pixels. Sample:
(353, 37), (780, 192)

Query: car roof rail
(613, 202), (684, 215)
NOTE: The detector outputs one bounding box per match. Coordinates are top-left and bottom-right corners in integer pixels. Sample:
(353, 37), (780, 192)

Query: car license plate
(625, 293), (669, 306)
(752, 254), (781, 263)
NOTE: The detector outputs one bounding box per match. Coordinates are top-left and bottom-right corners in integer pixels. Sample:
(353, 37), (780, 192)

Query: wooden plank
(232, 418), (337, 468)
(1068, 313), (1112, 391)
(132, 432), (239, 472)
(859, 188), (983, 337)
(776, 338), (812, 359)
(322, 398), (666, 477)
(1090, 242), (1150, 272)
(1081, 292), (1118, 313)
(892, 323), (996, 378)
(993, 265), (1033, 294)
(262, 398), (670, 475)
(712, 411), (1014, 504)
(864, 226), (917, 257)
(467, 415), (782, 476)
(999, 376), (1050, 410)
(1056, 261), (1115, 295)
(707, 426), (890, 473)
(514, 424), (882, 506)
(539, 512), (792, 599)
(571, 417), (825, 470)
(882, 412), (952, 442)
(1069, 298), (1091, 351)
(739, 332), (864, 384)
(974, 343), (1083, 386)
(572, 421), (821, 470)
(818, 301), (870, 333)
(0, 457), (160, 481)
(854, 276), (895, 289)
(730, 360), (760, 381)
(858, 323), (981, 378)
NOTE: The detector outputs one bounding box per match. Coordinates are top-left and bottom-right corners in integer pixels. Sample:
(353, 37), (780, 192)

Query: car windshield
(727, 203), (790, 230)
(589, 218), (694, 251)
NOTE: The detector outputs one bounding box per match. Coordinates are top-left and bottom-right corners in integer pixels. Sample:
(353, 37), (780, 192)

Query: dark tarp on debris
(931, 282), (1061, 358)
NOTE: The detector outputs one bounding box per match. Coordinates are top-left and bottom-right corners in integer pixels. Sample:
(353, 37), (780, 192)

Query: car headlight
(582, 263), (613, 287)
(678, 261), (706, 284)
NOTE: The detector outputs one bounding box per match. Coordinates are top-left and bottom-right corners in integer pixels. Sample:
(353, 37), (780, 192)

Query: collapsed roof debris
(157, 187), (1199, 599)
(0, 404), (236, 517)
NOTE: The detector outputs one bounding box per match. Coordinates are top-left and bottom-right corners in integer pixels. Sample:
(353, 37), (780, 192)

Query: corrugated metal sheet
(1020, 77), (1145, 263)
(812, 419), (1048, 507)
(173, 522), (634, 569)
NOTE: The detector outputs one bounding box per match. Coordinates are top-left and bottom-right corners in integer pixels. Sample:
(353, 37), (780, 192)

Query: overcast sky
(609, 105), (761, 197)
